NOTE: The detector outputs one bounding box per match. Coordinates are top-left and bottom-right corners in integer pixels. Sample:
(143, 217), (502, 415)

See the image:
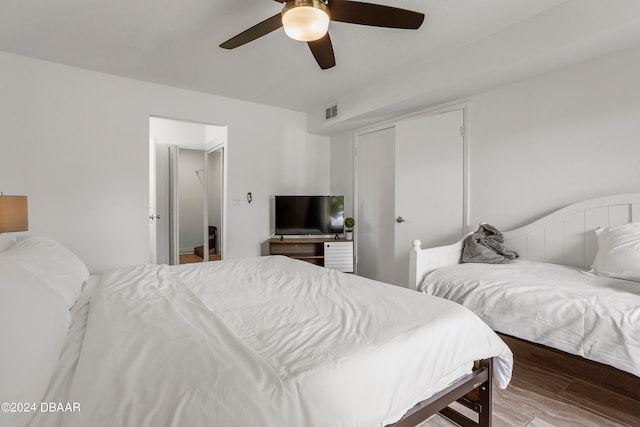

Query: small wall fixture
(0, 194), (29, 233)
(282, 0), (330, 42)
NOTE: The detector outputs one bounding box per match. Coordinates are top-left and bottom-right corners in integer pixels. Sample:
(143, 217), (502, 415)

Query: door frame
(149, 116), (228, 265)
(353, 99), (470, 278)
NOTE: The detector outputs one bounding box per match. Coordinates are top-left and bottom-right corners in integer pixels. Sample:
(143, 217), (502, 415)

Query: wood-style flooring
(179, 252), (222, 264)
(422, 335), (640, 427)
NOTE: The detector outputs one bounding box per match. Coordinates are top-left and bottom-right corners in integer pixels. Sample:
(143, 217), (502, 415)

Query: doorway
(149, 117), (228, 265)
(355, 107), (467, 286)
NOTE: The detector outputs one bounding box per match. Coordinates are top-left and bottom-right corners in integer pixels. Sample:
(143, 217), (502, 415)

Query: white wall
(309, 0), (640, 135)
(205, 126), (228, 150)
(330, 44), (640, 277)
(0, 52), (330, 273)
(329, 131), (355, 217)
(150, 117), (208, 149)
(469, 46), (640, 230)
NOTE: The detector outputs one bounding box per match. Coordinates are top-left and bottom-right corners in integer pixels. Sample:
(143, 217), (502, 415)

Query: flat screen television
(275, 195), (344, 236)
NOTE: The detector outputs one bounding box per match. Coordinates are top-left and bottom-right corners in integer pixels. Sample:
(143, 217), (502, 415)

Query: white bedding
(31, 256), (511, 427)
(28, 277), (98, 427)
(419, 260), (640, 377)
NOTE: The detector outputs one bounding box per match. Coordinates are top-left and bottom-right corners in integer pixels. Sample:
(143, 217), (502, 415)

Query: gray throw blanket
(462, 223), (518, 264)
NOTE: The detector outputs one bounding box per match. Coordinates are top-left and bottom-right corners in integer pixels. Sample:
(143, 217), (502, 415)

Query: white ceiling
(0, 0), (572, 112)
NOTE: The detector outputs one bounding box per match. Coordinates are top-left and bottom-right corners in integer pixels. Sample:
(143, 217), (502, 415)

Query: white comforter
(46, 256), (511, 427)
(420, 260), (640, 377)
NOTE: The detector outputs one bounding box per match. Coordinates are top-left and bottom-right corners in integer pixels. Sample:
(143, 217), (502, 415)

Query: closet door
(356, 127), (396, 284)
(394, 109), (465, 285)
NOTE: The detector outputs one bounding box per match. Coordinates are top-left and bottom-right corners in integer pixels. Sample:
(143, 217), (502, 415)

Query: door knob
(396, 216), (405, 223)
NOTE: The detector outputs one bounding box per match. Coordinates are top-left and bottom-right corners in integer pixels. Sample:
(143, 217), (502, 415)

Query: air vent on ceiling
(325, 105), (338, 120)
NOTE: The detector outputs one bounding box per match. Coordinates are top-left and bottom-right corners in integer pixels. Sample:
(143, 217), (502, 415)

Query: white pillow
(590, 222), (640, 282)
(0, 248), (72, 427)
(4, 235), (90, 308)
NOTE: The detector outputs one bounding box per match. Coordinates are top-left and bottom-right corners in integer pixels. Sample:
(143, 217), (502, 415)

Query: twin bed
(1, 234), (512, 427)
(410, 193), (640, 381)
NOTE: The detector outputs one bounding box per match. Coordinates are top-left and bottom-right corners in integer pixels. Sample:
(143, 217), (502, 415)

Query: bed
(0, 235), (512, 427)
(409, 193), (640, 379)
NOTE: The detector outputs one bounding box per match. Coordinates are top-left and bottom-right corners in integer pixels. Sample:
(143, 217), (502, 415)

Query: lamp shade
(282, 0), (330, 42)
(0, 195), (28, 232)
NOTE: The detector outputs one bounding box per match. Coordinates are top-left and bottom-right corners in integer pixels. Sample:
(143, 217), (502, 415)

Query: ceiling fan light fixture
(282, 0), (330, 42)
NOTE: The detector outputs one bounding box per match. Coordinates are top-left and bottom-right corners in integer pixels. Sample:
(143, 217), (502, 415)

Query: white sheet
(420, 260), (640, 377)
(28, 277), (97, 427)
(49, 256), (511, 427)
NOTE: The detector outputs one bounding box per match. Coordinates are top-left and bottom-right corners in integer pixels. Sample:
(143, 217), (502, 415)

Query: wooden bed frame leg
(388, 359), (493, 427)
(478, 358), (492, 427)
(438, 359), (492, 427)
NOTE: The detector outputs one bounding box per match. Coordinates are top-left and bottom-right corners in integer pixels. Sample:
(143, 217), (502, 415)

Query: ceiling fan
(220, 0), (425, 70)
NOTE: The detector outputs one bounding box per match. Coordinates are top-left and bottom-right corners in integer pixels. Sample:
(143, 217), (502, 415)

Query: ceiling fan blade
(307, 33), (336, 70)
(220, 13), (283, 49)
(329, 0), (424, 29)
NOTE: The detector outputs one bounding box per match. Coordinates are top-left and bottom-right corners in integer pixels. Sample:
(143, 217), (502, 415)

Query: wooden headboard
(409, 193), (640, 290)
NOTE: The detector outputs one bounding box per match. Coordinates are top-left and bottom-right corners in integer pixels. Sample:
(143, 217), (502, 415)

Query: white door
(355, 109), (465, 287)
(205, 146), (225, 260)
(356, 127), (396, 284)
(149, 137), (158, 263)
(153, 144), (171, 264)
(393, 109), (465, 285)
(168, 145), (179, 265)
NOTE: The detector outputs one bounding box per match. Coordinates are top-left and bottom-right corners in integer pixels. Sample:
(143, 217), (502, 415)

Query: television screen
(275, 196), (344, 235)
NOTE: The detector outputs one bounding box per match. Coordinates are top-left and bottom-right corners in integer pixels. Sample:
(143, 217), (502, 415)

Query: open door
(149, 143), (183, 266)
(204, 146), (225, 261)
(149, 137), (158, 263)
(149, 141), (171, 264)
